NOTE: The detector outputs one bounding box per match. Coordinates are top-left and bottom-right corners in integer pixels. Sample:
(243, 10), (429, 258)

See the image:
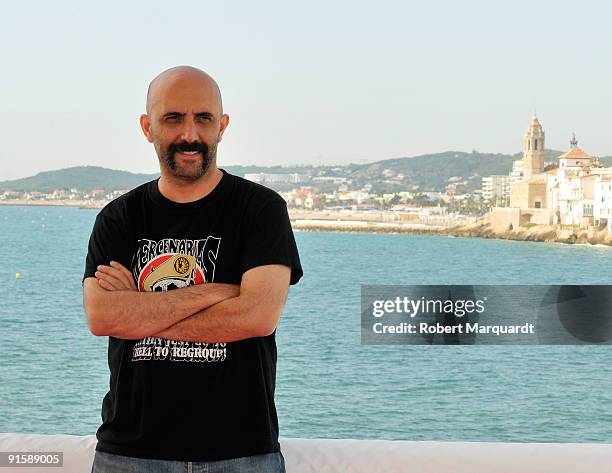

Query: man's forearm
(154, 294), (275, 343)
(84, 280), (239, 339)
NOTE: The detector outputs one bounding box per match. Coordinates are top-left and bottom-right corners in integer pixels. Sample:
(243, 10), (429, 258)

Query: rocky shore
(446, 221), (612, 246)
(291, 218), (612, 247)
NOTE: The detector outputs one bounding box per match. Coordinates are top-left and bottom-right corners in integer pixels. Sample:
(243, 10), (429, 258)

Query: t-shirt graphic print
(130, 237), (226, 363)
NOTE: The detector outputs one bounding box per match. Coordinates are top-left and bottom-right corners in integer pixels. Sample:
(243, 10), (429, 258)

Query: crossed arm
(83, 261), (291, 343)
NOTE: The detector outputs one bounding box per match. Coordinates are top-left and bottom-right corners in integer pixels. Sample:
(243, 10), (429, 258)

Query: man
(82, 65), (302, 473)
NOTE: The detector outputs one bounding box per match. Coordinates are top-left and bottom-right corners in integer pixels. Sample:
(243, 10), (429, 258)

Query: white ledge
(1, 433), (611, 472)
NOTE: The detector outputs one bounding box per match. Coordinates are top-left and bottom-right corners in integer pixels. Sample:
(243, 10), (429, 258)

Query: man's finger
(95, 270), (128, 291)
(110, 260), (130, 272)
(97, 265), (131, 289)
(97, 277), (117, 291)
(110, 261), (137, 290)
(97, 264), (134, 290)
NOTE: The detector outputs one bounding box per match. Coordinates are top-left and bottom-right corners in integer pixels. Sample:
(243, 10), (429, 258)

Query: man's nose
(179, 119), (198, 143)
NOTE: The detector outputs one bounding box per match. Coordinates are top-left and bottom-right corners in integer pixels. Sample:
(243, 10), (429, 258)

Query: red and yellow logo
(139, 253), (205, 292)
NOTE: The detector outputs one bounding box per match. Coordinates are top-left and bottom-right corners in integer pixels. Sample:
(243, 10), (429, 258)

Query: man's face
(141, 74), (229, 181)
(152, 116), (217, 181)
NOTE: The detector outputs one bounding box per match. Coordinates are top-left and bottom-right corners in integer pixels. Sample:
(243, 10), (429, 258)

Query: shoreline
(289, 211), (612, 247)
(0, 199), (104, 209)
(291, 220), (612, 247)
(3, 200), (611, 247)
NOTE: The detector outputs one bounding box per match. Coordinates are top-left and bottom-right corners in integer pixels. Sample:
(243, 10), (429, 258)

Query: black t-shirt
(83, 169), (303, 461)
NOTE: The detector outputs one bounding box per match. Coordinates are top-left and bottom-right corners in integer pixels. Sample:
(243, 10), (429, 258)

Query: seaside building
(509, 159), (523, 183)
(595, 176), (612, 232)
(1, 191), (20, 200)
(547, 141), (612, 227)
(487, 116), (612, 232)
(508, 115), (547, 212)
(482, 175), (511, 206)
(481, 158), (523, 207)
(279, 187), (319, 209)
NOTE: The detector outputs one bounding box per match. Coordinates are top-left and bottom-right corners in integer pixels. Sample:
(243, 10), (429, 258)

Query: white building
(481, 160), (522, 207)
(509, 160), (523, 182)
(546, 135), (612, 228)
(482, 175), (511, 205)
(312, 176), (348, 184)
(488, 117), (612, 233)
(244, 173), (304, 184)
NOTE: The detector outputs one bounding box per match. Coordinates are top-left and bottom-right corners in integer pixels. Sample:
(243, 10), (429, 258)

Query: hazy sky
(1, 0), (611, 180)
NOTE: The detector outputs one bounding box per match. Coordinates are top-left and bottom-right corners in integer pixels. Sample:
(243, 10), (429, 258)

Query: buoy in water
(15, 272), (22, 279)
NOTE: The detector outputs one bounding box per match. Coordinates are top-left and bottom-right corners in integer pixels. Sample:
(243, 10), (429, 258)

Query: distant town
(0, 162), (495, 229)
(2, 116), (612, 243)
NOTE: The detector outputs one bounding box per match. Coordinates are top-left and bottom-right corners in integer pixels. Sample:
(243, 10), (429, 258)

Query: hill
(0, 164), (318, 193)
(0, 166), (157, 193)
(342, 149), (576, 192)
(1, 150), (611, 193)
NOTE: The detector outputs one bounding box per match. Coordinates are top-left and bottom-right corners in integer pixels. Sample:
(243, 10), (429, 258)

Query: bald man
(82, 66), (302, 473)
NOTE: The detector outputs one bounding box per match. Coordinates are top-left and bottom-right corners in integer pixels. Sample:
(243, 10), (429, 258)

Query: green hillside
(0, 166), (157, 193)
(0, 165), (314, 193)
(344, 150), (612, 192)
(1, 150), (611, 193)
(349, 151), (515, 191)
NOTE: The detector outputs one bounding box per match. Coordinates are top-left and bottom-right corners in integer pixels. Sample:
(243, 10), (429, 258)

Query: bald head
(140, 66), (230, 184)
(145, 66), (223, 116)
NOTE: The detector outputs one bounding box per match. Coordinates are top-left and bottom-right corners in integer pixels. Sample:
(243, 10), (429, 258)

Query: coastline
(3, 200), (611, 247)
(291, 220), (612, 247)
(288, 210), (612, 247)
(0, 199), (104, 209)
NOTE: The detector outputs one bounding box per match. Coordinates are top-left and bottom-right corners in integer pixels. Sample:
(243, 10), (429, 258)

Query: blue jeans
(91, 450), (286, 473)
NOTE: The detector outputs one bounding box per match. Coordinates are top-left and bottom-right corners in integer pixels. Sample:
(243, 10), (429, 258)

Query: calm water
(1, 205), (612, 443)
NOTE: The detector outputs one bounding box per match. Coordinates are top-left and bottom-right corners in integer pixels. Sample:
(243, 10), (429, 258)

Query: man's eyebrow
(161, 112), (214, 118)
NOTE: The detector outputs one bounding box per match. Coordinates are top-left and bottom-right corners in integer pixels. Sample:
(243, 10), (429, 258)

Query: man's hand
(153, 264), (291, 343)
(95, 261), (137, 291)
(86, 260), (290, 343)
(83, 262), (239, 339)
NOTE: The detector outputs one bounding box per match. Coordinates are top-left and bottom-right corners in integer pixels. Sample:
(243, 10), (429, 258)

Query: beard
(158, 140), (216, 180)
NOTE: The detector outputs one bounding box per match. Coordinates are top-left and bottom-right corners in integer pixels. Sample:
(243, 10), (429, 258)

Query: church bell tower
(523, 115), (545, 181)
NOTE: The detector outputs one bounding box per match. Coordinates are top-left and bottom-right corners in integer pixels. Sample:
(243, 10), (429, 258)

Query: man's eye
(165, 116), (181, 122)
(197, 115), (212, 122)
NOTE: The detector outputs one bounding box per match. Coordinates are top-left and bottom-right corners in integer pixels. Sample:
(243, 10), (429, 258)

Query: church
(486, 116), (612, 232)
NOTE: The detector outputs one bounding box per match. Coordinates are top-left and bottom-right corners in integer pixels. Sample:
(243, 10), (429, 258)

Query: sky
(1, 0), (611, 180)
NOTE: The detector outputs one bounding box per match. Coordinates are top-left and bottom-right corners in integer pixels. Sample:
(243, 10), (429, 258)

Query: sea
(1, 204), (612, 443)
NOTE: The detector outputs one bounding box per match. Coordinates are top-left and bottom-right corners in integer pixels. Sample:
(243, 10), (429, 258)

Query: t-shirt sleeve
(240, 198), (303, 285)
(83, 209), (133, 286)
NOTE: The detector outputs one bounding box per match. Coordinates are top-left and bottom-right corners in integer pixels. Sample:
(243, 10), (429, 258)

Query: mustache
(167, 141), (209, 155)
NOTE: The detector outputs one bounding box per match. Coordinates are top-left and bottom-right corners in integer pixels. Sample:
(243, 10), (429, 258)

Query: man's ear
(218, 114), (230, 143)
(140, 114), (154, 143)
